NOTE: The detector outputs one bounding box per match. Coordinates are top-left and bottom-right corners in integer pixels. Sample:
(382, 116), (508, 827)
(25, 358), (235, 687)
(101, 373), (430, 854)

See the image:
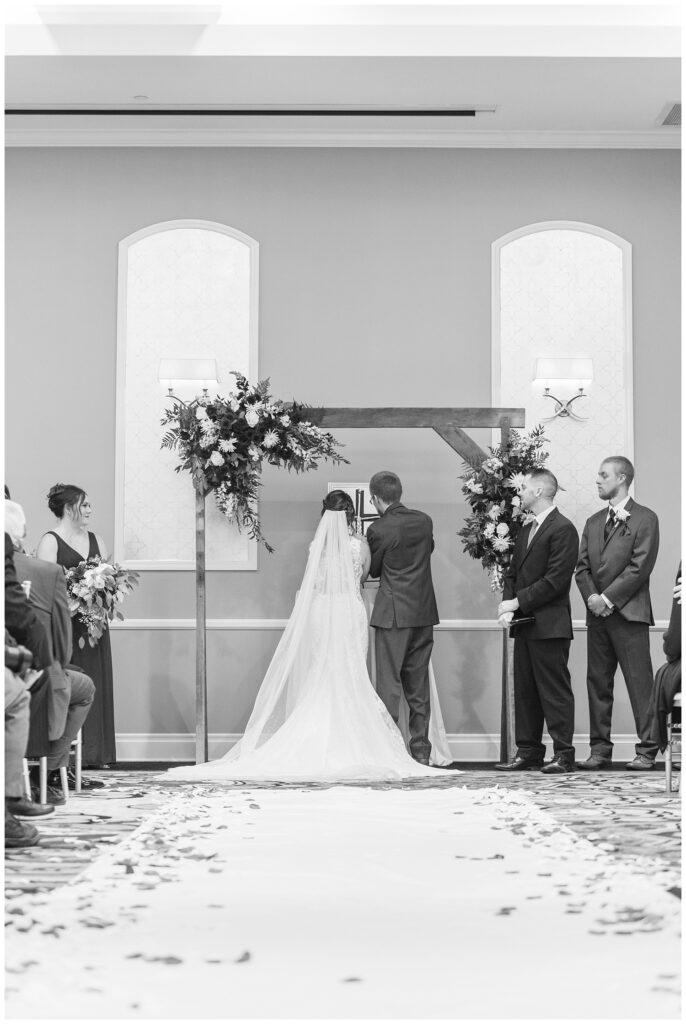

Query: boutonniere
(614, 508), (631, 535)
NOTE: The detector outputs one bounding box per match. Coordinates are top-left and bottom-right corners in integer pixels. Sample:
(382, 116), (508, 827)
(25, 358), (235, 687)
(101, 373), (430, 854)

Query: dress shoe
(495, 756), (544, 771)
(6, 796), (55, 818)
(541, 755), (575, 775)
(625, 754), (655, 771)
(31, 782), (66, 807)
(5, 809), (39, 848)
(576, 755), (612, 770)
(66, 767), (104, 790)
(412, 754), (431, 766)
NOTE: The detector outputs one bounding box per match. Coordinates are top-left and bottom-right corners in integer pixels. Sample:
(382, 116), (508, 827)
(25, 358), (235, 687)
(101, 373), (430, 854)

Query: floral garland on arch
(161, 373), (347, 552)
(458, 425), (549, 592)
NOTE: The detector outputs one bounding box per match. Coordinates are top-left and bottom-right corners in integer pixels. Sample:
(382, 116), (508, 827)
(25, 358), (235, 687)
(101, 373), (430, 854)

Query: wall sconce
(533, 357), (594, 422)
(158, 358), (219, 397)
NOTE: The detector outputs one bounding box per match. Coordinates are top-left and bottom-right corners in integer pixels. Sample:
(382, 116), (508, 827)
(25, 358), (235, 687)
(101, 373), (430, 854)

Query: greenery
(458, 425), (549, 591)
(161, 373), (347, 552)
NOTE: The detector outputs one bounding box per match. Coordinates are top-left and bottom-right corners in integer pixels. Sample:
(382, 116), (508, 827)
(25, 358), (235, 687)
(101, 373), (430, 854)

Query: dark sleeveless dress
(49, 531), (117, 766)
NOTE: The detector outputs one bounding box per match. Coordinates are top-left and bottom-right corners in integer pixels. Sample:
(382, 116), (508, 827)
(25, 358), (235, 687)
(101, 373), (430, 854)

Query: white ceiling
(4, 3), (681, 147)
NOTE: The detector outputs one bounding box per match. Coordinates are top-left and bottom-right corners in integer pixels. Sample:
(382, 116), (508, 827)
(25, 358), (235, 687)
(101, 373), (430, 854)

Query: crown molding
(4, 127), (681, 149)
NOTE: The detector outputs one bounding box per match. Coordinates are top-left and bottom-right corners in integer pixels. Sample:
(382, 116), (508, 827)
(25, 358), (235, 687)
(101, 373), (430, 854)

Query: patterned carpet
(5, 766), (681, 902)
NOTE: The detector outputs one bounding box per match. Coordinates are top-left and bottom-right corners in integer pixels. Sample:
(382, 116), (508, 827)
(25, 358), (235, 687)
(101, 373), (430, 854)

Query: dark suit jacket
(503, 508), (579, 641)
(13, 551), (73, 741)
(575, 498), (659, 624)
(4, 533), (51, 670)
(366, 502), (439, 628)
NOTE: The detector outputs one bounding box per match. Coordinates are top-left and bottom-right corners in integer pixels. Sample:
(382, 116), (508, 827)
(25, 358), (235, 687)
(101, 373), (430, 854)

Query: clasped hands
(497, 598), (518, 629)
(587, 593), (612, 617)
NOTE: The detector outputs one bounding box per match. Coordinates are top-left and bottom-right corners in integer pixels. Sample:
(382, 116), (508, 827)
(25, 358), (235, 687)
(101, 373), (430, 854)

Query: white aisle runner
(5, 785), (681, 1019)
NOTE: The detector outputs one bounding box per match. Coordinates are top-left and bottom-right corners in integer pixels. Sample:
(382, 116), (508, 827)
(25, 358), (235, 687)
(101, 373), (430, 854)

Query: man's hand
(498, 598), (519, 617)
(498, 612), (514, 629)
(587, 594), (612, 617)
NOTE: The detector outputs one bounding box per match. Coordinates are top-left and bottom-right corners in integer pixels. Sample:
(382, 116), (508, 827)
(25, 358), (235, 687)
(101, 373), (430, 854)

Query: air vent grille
(661, 103), (681, 127)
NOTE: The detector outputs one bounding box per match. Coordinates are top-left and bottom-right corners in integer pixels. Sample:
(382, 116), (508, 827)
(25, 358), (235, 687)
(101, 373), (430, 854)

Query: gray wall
(5, 146), (680, 753)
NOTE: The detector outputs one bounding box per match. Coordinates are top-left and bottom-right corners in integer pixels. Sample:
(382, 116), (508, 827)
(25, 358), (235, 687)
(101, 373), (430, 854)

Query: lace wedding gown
(167, 512), (451, 783)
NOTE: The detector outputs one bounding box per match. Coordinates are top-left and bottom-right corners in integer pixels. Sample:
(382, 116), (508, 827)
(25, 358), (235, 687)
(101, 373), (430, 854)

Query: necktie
(604, 508), (617, 541)
(527, 521), (538, 547)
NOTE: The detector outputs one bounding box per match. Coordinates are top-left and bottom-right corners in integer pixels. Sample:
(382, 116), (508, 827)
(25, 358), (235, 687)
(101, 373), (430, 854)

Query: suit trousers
(374, 625), (433, 759)
(514, 637), (575, 759)
(586, 615), (658, 760)
(5, 669), (30, 798)
(47, 670), (96, 771)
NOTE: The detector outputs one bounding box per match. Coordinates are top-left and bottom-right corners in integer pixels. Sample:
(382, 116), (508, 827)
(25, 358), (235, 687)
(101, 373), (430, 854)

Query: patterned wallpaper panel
(493, 226), (632, 530)
(117, 224), (257, 568)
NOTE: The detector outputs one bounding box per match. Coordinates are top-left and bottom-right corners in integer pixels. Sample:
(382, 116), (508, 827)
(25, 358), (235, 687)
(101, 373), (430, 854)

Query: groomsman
(575, 457), (659, 770)
(496, 469), (579, 773)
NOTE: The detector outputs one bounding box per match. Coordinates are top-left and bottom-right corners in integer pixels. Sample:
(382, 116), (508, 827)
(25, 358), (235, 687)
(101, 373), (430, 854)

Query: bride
(167, 491), (455, 783)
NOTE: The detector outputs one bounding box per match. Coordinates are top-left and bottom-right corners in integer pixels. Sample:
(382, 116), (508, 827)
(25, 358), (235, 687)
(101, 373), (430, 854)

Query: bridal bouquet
(458, 425), (549, 591)
(161, 372), (347, 552)
(64, 557), (140, 648)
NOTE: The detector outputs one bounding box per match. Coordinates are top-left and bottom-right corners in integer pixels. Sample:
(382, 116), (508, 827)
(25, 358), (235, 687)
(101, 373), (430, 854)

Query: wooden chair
(665, 692), (681, 794)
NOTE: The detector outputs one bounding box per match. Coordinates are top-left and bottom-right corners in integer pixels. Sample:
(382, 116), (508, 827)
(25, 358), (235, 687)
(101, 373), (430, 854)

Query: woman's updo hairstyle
(47, 483), (86, 520)
(321, 489), (356, 530)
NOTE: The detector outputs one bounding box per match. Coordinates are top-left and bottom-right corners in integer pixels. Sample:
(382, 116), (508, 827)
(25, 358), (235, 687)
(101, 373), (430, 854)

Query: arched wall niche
(114, 219), (259, 569)
(492, 220), (633, 530)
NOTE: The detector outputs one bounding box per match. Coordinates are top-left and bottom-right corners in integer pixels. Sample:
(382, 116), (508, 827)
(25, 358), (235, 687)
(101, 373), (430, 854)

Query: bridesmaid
(37, 484), (116, 769)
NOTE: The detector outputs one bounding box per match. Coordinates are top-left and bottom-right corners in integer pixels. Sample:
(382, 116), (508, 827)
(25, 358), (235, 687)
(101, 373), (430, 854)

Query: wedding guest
(6, 501), (98, 799)
(575, 457), (660, 770)
(649, 564), (681, 752)
(496, 469), (579, 773)
(36, 484), (116, 768)
(5, 665), (44, 847)
(5, 532), (51, 673)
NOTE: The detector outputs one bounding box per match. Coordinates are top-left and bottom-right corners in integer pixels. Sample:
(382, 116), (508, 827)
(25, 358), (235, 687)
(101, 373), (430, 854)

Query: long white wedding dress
(166, 511), (454, 783)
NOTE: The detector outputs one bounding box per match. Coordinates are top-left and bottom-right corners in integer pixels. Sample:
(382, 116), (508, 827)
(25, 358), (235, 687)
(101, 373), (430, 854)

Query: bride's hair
(47, 483), (86, 519)
(321, 490), (356, 530)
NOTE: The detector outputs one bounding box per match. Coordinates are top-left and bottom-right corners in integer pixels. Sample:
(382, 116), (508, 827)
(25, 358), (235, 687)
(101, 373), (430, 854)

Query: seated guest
(649, 565), (681, 752)
(5, 646), (54, 848)
(5, 502), (98, 800)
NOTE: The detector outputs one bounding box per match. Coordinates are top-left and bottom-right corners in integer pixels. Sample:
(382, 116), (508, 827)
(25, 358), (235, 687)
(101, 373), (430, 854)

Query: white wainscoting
(110, 617), (668, 763)
(115, 732), (655, 764)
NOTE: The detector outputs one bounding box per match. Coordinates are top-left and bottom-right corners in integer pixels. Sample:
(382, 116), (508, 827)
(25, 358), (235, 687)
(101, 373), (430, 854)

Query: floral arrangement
(64, 557), (140, 648)
(161, 372), (347, 552)
(458, 425), (549, 591)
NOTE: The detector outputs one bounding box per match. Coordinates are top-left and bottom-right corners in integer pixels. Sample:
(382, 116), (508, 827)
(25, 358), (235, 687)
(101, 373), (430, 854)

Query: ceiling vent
(659, 102), (681, 127)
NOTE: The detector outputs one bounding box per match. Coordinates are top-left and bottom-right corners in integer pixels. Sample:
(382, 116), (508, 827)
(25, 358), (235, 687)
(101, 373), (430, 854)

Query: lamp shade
(158, 358), (219, 385)
(533, 357), (593, 388)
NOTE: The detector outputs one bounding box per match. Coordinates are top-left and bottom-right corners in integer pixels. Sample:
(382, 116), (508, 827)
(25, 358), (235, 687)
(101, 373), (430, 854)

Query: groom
(366, 472), (439, 764)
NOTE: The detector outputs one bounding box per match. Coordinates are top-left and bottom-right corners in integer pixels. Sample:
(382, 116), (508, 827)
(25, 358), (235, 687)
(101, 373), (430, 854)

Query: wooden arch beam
(310, 407), (526, 465)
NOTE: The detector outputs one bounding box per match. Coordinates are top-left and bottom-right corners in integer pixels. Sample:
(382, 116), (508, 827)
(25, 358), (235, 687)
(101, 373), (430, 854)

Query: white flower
(245, 407), (260, 429)
(199, 434), (215, 449)
(208, 451), (224, 467)
(487, 505), (501, 521)
(505, 472), (526, 492)
(195, 406), (208, 421)
(280, 414), (291, 427)
(248, 445), (261, 461)
(496, 522), (509, 537)
(614, 507), (630, 523)
(219, 438), (236, 453)
(492, 537), (511, 553)
(261, 430), (279, 449)
(466, 479), (484, 494)
(483, 522), (496, 538)
(228, 396), (240, 412)
(511, 496), (521, 507)
(483, 457), (503, 473)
